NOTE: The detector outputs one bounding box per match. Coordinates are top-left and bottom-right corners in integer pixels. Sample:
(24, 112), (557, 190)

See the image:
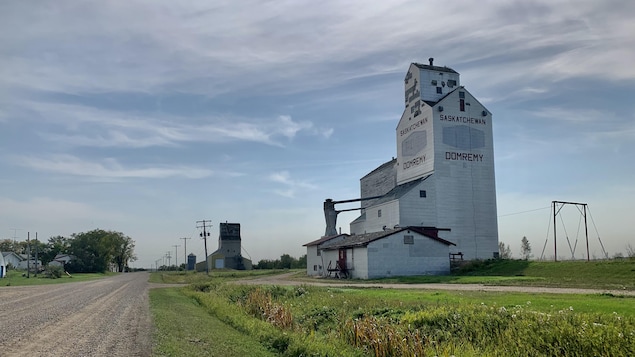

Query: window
(460, 99), (465, 112)
(404, 235), (414, 244)
(313, 265), (317, 271)
(459, 91), (465, 99)
(317, 250), (321, 256)
(436, 87), (442, 94)
(419, 190), (426, 198)
(378, 209), (382, 217)
(448, 79), (456, 88)
(431, 80), (437, 85)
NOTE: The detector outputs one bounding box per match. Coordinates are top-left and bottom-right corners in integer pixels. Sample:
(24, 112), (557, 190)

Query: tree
(66, 229), (136, 273)
(521, 236), (532, 260)
(43, 235), (71, 263)
(498, 242), (512, 259)
(0, 239), (19, 252)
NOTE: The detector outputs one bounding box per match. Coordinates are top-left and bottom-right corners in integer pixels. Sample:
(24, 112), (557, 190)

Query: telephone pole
(166, 252), (171, 267)
(34, 232), (39, 277)
(180, 237), (191, 269)
(172, 245), (180, 268)
(196, 220), (212, 275)
(27, 232), (30, 278)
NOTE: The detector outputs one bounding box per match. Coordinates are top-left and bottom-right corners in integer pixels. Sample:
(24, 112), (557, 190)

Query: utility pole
(27, 232), (30, 278)
(34, 232), (39, 277)
(155, 258), (162, 271)
(166, 252), (171, 268)
(172, 245), (180, 268)
(197, 220), (212, 275)
(180, 237), (191, 269)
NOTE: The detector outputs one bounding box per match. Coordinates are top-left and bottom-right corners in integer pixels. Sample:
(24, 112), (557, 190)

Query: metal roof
(322, 226), (454, 250)
(412, 62), (459, 74)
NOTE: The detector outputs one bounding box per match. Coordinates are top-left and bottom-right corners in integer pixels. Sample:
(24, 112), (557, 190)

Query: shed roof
(303, 233), (349, 247)
(322, 226), (454, 250)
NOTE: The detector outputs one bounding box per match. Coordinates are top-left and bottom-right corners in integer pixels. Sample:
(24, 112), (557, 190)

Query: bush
(44, 265), (64, 279)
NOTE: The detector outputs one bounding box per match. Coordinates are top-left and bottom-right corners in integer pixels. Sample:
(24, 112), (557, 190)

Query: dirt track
(236, 272), (635, 296)
(0, 272), (153, 357)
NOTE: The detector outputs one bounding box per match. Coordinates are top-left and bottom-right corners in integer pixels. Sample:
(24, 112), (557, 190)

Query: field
(149, 260), (635, 356)
(1, 269), (115, 286)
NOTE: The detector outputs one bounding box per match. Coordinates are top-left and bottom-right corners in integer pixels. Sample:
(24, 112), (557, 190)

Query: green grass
(177, 282), (635, 356)
(150, 288), (278, 357)
(373, 259), (635, 290)
(1, 269), (115, 286)
(149, 269), (298, 284)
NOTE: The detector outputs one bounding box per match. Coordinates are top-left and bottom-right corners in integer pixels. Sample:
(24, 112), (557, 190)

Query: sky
(1, 1), (634, 268)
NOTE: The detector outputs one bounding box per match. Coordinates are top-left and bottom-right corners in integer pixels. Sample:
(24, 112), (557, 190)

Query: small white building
(49, 254), (73, 268)
(303, 234), (349, 277)
(17, 258), (42, 271)
(1, 252), (23, 269)
(0, 252), (6, 278)
(306, 226), (454, 279)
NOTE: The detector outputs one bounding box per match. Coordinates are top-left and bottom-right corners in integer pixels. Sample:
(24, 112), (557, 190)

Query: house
(17, 257), (42, 271)
(1, 252), (24, 269)
(308, 226), (455, 279)
(48, 254), (73, 268)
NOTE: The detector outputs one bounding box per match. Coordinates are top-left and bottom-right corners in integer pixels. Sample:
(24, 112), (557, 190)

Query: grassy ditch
(149, 269), (297, 284)
(180, 282), (635, 356)
(150, 288), (278, 357)
(1, 269), (115, 286)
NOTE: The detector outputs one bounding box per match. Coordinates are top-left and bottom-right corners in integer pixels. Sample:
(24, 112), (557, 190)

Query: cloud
(2, 1), (633, 102)
(267, 170), (317, 198)
(0, 196), (126, 233)
(12, 101), (324, 148)
(13, 154), (215, 179)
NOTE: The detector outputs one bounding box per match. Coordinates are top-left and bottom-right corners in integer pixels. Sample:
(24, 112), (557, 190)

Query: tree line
(0, 229), (136, 273)
(254, 253), (306, 269)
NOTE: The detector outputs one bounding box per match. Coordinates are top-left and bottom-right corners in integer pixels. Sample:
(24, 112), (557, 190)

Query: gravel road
(0, 272), (153, 357)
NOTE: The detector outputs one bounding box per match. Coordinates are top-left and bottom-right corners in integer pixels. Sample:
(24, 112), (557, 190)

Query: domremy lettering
(445, 152), (484, 162)
(403, 155), (426, 170)
(439, 114), (486, 125)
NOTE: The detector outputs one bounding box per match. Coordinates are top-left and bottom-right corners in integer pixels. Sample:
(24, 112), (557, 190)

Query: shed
(2, 252), (23, 269)
(314, 226), (454, 279)
(0, 252), (6, 278)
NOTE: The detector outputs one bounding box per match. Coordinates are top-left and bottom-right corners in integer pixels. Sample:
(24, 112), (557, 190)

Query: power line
(498, 206), (551, 218)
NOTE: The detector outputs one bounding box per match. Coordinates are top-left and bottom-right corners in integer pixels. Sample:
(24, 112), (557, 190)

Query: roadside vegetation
(150, 288), (278, 357)
(150, 259), (635, 356)
(1, 269), (115, 286)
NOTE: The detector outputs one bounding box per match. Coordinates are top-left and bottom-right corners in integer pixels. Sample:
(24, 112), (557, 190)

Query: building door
(338, 249), (347, 269)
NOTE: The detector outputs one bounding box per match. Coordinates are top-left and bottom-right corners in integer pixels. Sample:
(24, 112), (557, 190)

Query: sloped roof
(322, 226), (454, 250)
(350, 211), (366, 225)
(361, 158), (397, 180)
(370, 175), (431, 206)
(303, 233), (349, 247)
(413, 62), (458, 74)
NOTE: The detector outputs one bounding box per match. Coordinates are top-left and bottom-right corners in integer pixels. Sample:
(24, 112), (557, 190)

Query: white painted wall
(306, 245), (322, 276)
(366, 231), (451, 278)
(431, 88), (498, 259)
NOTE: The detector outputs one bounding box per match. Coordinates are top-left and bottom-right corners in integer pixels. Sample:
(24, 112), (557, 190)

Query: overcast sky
(1, 1), (634, 268)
